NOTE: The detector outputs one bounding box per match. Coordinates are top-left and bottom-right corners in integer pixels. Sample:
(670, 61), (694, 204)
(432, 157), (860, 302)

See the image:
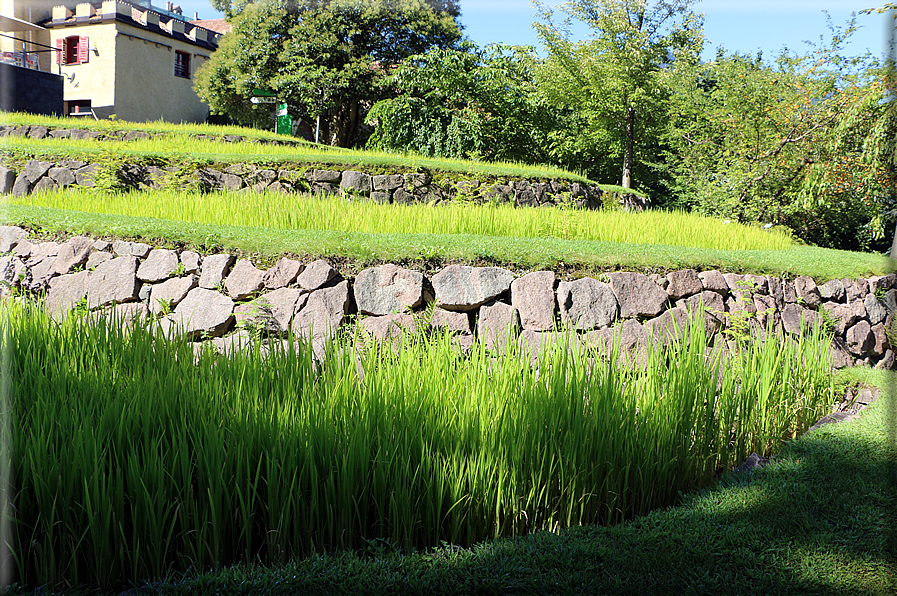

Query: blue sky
(179, 0), (892, 61)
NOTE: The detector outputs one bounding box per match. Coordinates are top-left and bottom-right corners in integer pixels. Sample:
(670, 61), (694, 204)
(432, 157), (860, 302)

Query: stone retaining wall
(1, 225), (892, 369)
(0, 156), (614, 208)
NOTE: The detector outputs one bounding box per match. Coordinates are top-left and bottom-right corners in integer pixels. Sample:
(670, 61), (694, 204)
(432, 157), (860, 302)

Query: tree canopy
(663, 16), (896, 250)
(534, 0), (703, 194)
(364, 42), (555, 163)
(194, 0), (462, 146)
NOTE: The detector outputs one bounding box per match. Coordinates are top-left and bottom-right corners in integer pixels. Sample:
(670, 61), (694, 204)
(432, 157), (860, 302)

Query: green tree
(194, 2), (291, 128)
(534, 0), (703, 198)
(364, 42), (554, 162)
(664, 15), (895, 251)
(194, 0), (461, 146)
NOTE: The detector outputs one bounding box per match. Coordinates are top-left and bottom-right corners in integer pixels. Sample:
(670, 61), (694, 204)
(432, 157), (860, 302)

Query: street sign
(250, 96), (277, 104)
(275, 103), (288, 116)
(276, 114), (292, 136)
(251, 88), (276, 97)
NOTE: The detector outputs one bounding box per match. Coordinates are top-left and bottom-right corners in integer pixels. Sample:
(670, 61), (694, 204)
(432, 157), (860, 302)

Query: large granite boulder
(149, 275), (199, 316)
(0, 226), (28, 252)
(137, 248), (179, 283)
(292, 279), (351, 341)
(199, 254), (235, 289)
(477, 301), (519, 352)
(818, 279), (845, 302)
(263, 257), (303, 290)
(644, 307), (689, 346)
(170, 287), (235, 339)
(87, 256), (139, 309)
(225, 258), (265, 300)
(0, 256), (26, 287)
(234, 299), (282, 338)
(511, 271), (556, 331)
(354, 264), (424, 316)
(112, 241), (152, 258)
(340, 170), (372, 195)
(45, 270), (90, 316)
(666, 269), (703, 300)
(0, 167), (15, 195)
(607, 272), (668, 319)
(23, 257), (58, 292)
(432, 265), (515, 312)
(360, 313), (416, 346)
(296, 259), (338, 291)
(428, 308), (472, 336)
(556, 277), (618, 330)
(864, 294), (887, 326)
(846, 320), (874, 357)
(254, 287), (307, 332)
(794, 276), (822, 307)
(53, 236), (94, 275)
(828, 337), (855, 369)
(517, 329), (581, 368)
(781, 303), (817, 335)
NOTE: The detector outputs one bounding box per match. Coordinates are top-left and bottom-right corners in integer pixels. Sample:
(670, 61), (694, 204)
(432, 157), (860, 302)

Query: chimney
(52, 5), (73, 21)
(189, 26), (206, 43)
(193, 11), (198, 20)
(101, 0), (128, 18)
(75, 3), (96, 19)
(168, 17), (184, 35)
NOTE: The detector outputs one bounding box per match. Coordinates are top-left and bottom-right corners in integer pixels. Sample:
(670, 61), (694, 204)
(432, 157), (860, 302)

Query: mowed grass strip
(10, 188), (789, 250)
(1, 111), (303, 144)
(6, 204), (890, 280)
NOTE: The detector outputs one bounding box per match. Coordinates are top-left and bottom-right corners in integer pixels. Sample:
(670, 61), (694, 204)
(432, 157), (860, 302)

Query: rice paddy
(4, 300), (835, 590)
(10, 189), (792, 251)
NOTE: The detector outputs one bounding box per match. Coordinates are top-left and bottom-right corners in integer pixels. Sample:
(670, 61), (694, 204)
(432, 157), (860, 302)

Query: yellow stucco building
(1, 0), (223, 123)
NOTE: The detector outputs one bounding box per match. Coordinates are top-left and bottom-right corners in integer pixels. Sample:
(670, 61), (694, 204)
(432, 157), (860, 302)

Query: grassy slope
(2, 115), (626, 189)
(104, 370), (894, 596)
(6, 205), (890, 281)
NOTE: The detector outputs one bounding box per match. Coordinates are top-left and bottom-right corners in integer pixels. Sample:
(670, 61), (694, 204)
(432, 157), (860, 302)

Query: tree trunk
(618, 106), (646, 210)
(890, 215), (897, 261)
(621, 106), (635, 190)
(332, 98), (361, 147)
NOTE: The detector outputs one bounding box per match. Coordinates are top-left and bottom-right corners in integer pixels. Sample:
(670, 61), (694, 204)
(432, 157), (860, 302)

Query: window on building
(174, 50), (190, 78)
(57, 35), (89, 65)
(67, 100), (92, 116)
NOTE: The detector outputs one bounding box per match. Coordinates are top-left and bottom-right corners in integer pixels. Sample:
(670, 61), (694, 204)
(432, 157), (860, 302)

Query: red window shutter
(77, 36), (89, 64)
(56, 38), (64, 64)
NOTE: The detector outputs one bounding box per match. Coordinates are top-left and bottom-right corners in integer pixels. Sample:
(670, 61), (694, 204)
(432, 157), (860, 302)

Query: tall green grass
(10, 189), (792, 250)
(4, 300), (835, 591)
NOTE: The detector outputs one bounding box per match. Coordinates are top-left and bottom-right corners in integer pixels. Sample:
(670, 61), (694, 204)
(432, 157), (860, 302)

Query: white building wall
(112, 22), (211, 123)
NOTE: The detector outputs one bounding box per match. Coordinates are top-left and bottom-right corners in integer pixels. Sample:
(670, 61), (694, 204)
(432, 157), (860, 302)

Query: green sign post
(275, 103), (292, 135)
